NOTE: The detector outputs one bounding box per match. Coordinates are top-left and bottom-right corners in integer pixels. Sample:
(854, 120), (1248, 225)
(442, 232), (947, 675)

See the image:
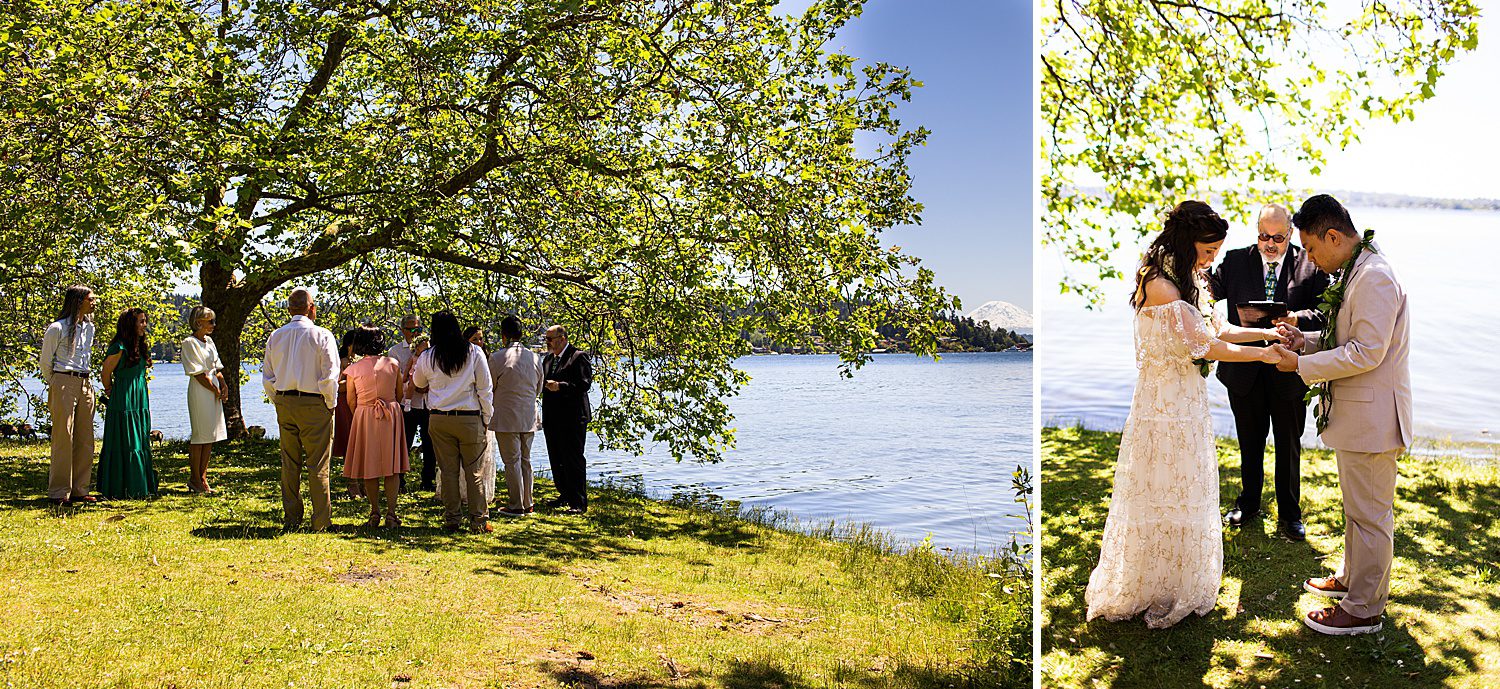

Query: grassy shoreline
(1041, 425), (1500, 689)
(0, 438), (1028, 688)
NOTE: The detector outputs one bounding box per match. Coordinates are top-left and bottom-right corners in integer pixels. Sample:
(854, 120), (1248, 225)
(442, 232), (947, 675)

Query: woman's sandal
(383, 512), (401, 529)
(365, 511), (381, 527)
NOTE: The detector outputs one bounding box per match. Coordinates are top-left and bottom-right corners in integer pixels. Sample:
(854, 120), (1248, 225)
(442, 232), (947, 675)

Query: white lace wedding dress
(1085, 299), (1223, 628)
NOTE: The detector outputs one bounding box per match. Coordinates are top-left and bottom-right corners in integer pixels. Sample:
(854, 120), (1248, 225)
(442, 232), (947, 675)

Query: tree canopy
(0, 0), (954, 462)
(1041, 0), (1480, 304)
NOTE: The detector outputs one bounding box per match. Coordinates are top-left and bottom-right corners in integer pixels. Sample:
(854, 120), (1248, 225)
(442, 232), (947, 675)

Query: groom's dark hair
(1293, 195), (1357, 238)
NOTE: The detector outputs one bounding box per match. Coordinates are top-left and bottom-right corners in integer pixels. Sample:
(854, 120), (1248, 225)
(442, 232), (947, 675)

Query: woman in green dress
(98, 308), (158, 499)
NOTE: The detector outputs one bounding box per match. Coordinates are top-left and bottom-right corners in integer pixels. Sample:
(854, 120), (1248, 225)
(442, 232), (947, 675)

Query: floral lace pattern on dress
(1086, 300), (1222, 629)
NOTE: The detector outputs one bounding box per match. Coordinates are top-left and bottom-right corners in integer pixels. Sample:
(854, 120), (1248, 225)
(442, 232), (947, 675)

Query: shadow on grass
(0, 438), (762, 564)
(1042, 426), (1500, 688)
(0, 437), (1028, 688)
(537, 657), (1005, 689)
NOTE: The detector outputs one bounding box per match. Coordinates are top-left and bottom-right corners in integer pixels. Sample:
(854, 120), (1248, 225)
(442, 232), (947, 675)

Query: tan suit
(1298, 248), (1411, 618)
(489, 343), (543, 511)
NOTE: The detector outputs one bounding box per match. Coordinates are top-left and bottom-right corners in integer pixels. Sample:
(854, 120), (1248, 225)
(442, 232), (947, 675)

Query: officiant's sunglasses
(1258, 233), (1289, 243)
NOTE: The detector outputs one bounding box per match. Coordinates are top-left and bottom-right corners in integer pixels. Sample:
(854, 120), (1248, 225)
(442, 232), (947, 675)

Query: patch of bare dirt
(568, 572), (816, 635)
(335, 566), (400, 584)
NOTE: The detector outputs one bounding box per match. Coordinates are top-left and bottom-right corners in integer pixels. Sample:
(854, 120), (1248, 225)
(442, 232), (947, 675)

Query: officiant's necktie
(1265, 262), (1279, 300)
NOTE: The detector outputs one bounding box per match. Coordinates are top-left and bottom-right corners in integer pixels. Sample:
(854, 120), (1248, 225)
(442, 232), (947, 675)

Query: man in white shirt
(488, 315), (544, 517)
(388, 315), (435, 490)
(262, 288), (341, 531)
(37, 285), (99, 505)
(411, 311), (494, 533)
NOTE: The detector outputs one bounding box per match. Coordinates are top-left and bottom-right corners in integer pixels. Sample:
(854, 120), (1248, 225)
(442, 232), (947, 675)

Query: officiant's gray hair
(1257, 204), (1292, 231)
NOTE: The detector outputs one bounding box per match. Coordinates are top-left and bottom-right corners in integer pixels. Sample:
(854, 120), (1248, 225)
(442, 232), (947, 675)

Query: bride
(1085, 200), (1288, 629)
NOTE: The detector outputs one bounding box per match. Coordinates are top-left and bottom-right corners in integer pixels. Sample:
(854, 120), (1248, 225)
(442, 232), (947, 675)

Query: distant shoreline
(1070, 186), (1500, 212)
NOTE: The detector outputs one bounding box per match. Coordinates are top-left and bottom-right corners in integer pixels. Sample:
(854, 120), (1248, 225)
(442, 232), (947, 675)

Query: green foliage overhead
(1041, 0), (1480, 304)
(0, 0), (954, 461)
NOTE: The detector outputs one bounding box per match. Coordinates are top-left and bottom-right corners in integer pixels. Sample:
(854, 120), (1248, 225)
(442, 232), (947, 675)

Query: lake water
(1039, 206), (1500, 459)
(20, 352), (1032, 552)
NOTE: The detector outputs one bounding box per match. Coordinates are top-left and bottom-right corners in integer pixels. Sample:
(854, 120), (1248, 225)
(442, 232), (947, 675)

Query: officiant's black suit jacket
(541, 344), (593, 426)
(1208, 244), (1331, 396)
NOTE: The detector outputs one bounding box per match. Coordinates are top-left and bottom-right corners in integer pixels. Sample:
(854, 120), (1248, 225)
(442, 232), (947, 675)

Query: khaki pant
(1334, 447), (1401, 618)
(430, 414), (489, 526)
(495, 431), (534, 510)
(274, 395), (334, 530)
(47, 375), (95, 500)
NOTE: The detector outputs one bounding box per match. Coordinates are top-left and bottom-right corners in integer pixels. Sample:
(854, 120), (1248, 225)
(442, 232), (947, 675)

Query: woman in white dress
(1085, 200), (1288, 629)
(181, 305), (229, 494)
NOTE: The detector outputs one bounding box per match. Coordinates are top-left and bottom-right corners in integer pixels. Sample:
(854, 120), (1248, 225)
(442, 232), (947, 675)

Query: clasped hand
(1255, 324), (1304, 371)
(1275, 322), (1306, 351)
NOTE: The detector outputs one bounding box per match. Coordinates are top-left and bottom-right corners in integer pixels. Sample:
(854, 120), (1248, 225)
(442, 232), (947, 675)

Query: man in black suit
(1209, 204), (1330, 541)
(540, 325), (593, 513)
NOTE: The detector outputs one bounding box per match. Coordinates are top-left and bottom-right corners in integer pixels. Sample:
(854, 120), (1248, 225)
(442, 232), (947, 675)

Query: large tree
(1041, 0), (1480, 303)
(1, 0), (951, 461)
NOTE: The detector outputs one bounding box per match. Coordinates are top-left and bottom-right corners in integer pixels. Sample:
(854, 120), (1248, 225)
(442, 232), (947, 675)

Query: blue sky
(809, 0), (1034, 312)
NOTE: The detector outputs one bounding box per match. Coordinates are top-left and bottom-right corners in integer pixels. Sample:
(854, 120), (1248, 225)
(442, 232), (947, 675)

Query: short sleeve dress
(343, 356), (410, 479)
(181, 335), (228, 444)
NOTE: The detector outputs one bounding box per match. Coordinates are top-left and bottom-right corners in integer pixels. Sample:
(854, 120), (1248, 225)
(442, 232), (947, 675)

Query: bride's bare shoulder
(1139, 277), (1183, 308)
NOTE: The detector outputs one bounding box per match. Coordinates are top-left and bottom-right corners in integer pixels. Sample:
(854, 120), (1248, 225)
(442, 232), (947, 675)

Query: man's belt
(276, 390), (322, 397)
(51, 370), (88, 379)
(431, 409), (481, 416)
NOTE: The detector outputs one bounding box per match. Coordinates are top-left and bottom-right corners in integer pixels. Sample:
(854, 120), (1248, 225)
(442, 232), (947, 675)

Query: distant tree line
(934, 313), (1031, 352)
(742, 304), (1030, 354)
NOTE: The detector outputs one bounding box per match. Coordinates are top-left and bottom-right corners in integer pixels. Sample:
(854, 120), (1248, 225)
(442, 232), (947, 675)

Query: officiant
(1208, 204), (1330, 541)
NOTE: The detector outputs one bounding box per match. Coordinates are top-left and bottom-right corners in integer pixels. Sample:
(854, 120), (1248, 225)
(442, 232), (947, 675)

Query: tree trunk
(211, 301), (252, 439)
(200, 261), (256, 439)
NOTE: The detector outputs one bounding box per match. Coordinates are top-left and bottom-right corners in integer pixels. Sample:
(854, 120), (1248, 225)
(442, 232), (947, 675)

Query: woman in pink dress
(343, 326), (409, 527)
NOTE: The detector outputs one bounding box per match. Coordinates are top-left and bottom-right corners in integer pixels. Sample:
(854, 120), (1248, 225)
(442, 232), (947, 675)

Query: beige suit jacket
(1298, 249), (1412, 454)
(488, 342), (544, 433)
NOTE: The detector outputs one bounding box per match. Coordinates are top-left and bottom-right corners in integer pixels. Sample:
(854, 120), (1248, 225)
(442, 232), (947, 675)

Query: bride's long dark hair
(1131, 200), (1228, 310)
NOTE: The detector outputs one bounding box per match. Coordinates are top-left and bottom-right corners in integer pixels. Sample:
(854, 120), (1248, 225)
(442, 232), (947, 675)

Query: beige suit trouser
(1333, 447), (1401, 618)
(274, 395), (334, 530)
(430, 414), (489, 525)
(47, 376), (96, 500)
(495, 431), (535, 510)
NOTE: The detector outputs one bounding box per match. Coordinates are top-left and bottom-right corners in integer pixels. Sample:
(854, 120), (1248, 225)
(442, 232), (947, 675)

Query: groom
(1272, 195), (1411, 636)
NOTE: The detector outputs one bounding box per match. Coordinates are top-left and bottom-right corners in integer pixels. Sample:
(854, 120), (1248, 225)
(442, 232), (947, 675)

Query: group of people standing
(38, 287), (230, 504)
(263, 288), (592, 533)
(1086, 195), (1411, 636)
(35, 285), (594, 536)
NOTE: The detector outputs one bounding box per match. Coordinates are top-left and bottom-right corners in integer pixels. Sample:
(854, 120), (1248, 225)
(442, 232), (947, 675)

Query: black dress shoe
(542, 498), (568, 509)
(1280, 520), (1307, 541)
(1225, 507), (1259, 527)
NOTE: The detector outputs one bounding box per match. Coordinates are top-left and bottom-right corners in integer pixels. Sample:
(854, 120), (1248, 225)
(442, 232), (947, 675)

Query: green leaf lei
(1302, 229), (1377, 432)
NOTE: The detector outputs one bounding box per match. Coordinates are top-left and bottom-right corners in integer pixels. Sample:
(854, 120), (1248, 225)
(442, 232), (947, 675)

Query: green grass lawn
(0, 438), (1028, 689)
(1041, 426), (1500, 689)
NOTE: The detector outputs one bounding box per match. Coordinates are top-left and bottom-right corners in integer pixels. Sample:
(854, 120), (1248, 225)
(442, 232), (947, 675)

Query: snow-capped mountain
(965, 300), (1032, 334)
